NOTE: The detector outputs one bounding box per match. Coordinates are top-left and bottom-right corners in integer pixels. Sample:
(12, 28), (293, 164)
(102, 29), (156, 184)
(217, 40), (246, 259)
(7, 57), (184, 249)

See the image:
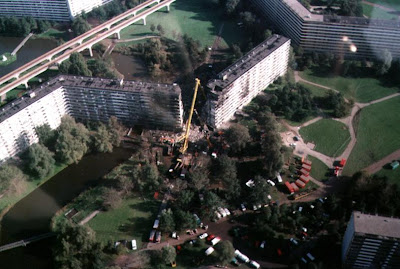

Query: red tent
(340, 159), (346, 167)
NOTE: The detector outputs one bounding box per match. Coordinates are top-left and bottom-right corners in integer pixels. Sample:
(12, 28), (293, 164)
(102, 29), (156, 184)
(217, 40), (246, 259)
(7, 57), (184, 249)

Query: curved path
(288, 72), (400, 187)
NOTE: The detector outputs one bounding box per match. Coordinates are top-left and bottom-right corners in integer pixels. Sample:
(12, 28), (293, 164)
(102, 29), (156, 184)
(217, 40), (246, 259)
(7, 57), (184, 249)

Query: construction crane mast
(179, 78), (201, 154)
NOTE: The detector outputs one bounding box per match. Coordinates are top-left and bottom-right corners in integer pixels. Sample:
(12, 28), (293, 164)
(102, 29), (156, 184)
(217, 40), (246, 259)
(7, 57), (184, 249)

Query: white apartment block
(0, 0), (113, 21)
(252, 0), (400, 59)
(0, 76), (183, 162)
(205, 35), (290, 128)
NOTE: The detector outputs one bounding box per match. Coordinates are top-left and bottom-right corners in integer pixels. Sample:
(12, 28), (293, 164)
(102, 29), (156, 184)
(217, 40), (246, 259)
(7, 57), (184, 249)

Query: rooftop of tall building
(0, 75), (181, 123)
(283, 0), (400, 27)
(352, 211), (400, 239)
(207, 35), (290, 92)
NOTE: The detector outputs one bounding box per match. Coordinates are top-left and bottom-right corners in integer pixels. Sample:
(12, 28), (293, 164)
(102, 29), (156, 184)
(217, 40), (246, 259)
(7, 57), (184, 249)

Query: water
(0, 148), (133, 269)
(111, 52), (150, 81)
(0, 37), (58, 77)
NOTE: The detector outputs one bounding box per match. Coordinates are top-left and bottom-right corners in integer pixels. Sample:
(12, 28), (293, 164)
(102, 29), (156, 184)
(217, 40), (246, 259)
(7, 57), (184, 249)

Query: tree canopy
(25, 143), (55, 178)
(0, 165), (26, 196)
(225, 123), (251, 154)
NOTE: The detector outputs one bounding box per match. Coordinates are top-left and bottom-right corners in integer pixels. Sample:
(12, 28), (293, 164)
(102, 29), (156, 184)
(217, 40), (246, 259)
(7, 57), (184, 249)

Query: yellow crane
(179, 78), (201, 154)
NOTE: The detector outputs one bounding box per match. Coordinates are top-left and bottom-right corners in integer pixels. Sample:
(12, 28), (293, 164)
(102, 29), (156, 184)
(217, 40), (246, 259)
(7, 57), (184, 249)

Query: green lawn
(118, 0), (245, 48)
(362, 0), (400, 11)
(298, 82), (328, 98)
(307, 156), (330, 182)
(0, 163), (67, 219)
(299, 69), (399, 103)
(344, 96), (400, 175)
(375, 166), (400, 187)
(88, 197), (160, 249)
(35, 28), (70, 41)
(362, 3), (398, 19)
(300, 119), (351, 157)
(0, 52), (16, 66)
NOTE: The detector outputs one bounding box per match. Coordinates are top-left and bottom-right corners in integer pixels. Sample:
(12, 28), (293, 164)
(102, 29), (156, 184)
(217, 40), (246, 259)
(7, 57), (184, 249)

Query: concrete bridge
(0, 0), (175, 98)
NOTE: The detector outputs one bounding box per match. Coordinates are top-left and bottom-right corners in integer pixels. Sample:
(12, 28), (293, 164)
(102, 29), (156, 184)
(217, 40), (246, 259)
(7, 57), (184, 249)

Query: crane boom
(179, 78), (201, 154)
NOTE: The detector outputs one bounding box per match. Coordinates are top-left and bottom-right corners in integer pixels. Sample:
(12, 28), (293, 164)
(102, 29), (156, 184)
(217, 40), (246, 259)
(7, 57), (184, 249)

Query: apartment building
(0, 0), (113, 21)
(252, 0), (400, 59)
(0, 76), (183, 162)
(205, 35), (290, 128)
(342, 211), (400, 268)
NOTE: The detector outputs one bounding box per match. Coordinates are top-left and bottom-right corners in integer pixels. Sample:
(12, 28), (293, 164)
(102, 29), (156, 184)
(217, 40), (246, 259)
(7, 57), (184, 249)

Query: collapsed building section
(205, 35), (290, 128)
(0, 76), (183, 162)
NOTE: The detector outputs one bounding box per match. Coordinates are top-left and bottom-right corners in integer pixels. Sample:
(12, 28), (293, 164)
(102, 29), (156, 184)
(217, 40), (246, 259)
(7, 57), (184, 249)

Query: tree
(150, 24), (156, 32)
(25, 143), (55, 178)
(249, 175), (270, 205)
(156, 24), (165, 35)
(226, 176), (241, 201)
(190, 168), (210, 190)
(55, 116), (90, 164)
(231, 44), (242, 61)
(174, 209), (197, 231)
(103, 188), (122, 210)
(240, 11), (256, 28)
(107, 116), (123, 147)
(214, 241), (235, 265)
(53, 220), (104, 269)
(72, 16), (91, 36)
(216, 155), (237, 186)
(225, 123), (250, 154)
(0, 165), (26, 196)
(203, 191), (223, 219)
(225, 0), (240, 15)
(88, 58), (117, 79)
(161, 245), (176, 265)
(340, 0), (363, 17)
(37, 20), (51, 33)
(117, 175), (134, 196)
(35, 123), (56, 149)
(93, 124), (113, 153)
(142, 163), (161, 192)
(160, 209), (176, 233)
(176, 190), (194, 211)
(376, 49), (392, 76)
(59, 52), (92, 76)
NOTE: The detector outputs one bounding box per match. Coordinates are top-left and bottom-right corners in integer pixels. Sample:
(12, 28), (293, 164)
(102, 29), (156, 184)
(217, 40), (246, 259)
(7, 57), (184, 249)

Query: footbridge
(0, 0), (175, 97)
(0, 233), (54, 253)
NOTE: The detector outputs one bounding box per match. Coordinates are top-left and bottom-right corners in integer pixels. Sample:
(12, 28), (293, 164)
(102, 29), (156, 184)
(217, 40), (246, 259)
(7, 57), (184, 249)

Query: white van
(250, 260), (260, 269)
(234, 249), (250, 263)
(205, 247), (214, 256)
(131, 239), (137, 250)
(153, 219), (159, 229)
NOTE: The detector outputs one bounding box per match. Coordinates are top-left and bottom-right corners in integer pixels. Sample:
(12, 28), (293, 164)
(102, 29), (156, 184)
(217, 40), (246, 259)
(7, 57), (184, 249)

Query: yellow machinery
(179, 78), (201, 154)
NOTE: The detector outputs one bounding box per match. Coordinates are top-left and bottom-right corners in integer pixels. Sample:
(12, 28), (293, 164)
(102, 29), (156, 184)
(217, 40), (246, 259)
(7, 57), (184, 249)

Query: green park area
(362, 0), (400, 11)
(362, 3), (398, 19)
(344, 96), (400, 175)
(0, 52), (16, 66)
(375, 165), (400, 187)
(300, 119), (351, 157)
(308, 156), (330, 182)
(299, 69), (399, 103)
(119, 0), (244, 48)
(88, 197), (160, 249)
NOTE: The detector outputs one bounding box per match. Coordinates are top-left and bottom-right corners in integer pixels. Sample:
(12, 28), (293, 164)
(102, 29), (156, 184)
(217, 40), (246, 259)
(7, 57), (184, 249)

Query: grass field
(307, 156), (330, 182)
(0, 52), (16, 66)
(118, 0), (245, 48)
(344, 96), (400, 175)
(299, 69), (399, 103)
(88, 197), (160, 249)
(0, 163), (66, 218)
(362, 3), (398, 19)
(375, 166), (400, 187)
(362, 0), (400, 11)
(298, 82), (328, 98)
(300, 119), (351, 157)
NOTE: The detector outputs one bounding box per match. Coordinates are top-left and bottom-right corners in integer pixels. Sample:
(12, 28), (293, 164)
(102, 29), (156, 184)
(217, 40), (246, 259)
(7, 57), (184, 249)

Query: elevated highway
(0, 0), (175, 97)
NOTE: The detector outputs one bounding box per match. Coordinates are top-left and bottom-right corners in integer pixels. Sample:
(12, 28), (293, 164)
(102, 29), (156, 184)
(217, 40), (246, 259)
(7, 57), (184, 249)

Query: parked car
(131, 239), (137, 250)
(205, 247), (214, 256)
(215, 211), (222, 219)
(211, 237), (221, 246)
(155, 231), (161, 243)
(199, 233), (208, 239)
(149, 230), (156, 242)
(240, 203), (246, 211)
(290, 238), (299, 245)
(207, 234), (216, 242)
(260, 241), (266, 249)
(267, 180), (275, 186)
(218, 207), (227, 217)
(224, 208), (231, 216)
(249, 260), (260, 269)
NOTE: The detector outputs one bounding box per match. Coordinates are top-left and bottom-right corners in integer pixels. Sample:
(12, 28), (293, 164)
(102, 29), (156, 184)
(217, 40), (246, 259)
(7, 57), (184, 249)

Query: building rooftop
(0, 75), (181, 124)
(352, 211), (400, 239)
(284, 0), (400, 27)
(207, 35), (290, 92)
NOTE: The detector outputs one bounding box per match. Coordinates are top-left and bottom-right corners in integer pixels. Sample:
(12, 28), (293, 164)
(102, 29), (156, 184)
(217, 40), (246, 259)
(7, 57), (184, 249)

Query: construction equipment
(179, 78), (201, 154)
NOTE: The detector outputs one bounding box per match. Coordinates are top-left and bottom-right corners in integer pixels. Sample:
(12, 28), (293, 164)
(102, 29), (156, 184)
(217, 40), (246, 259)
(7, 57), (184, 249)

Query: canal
(0, 37), (58, 77)
(0, 147), (133, 269)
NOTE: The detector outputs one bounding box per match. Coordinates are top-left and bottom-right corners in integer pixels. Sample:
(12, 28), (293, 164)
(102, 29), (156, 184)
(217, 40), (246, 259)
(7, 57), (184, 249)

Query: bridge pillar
(0, 94), (5, 102)
(115, 32), (121, 40)
(142, 17), (147, 25)
(23, 81), (29, 89)
(166, 4), (171, 12)
(88, 46), (93, 57)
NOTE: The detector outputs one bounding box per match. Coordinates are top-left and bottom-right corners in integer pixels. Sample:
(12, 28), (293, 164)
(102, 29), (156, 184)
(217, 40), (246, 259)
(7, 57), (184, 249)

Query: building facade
(252, 0), (400, 59)
(0, 76), (183, 162)
(342, 211), (400, 268)
(205, 35), (290, 128)
(0, 0), (113, 21)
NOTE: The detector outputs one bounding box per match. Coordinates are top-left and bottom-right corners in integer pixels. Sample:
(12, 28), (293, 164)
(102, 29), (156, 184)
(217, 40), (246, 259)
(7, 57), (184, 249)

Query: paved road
(364, 148), (400, 174)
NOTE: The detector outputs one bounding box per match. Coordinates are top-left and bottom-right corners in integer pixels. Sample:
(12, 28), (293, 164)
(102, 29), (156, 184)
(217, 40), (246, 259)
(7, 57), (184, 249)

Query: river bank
(0, 148), (133, 268)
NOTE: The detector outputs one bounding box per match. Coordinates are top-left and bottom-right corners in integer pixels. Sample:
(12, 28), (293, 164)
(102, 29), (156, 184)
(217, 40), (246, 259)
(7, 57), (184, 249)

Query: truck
(302, 159), (312, 166)
(291, 183), (299, 192)
(285, 181), (294, 193)
(149, 230), (156, 242)
(234, 249), (250, 263)
(295, 179), (306, 188)
(302, 164), (312, 172)
(299, 168), (309, 177)
(300, 175), (309, 183)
